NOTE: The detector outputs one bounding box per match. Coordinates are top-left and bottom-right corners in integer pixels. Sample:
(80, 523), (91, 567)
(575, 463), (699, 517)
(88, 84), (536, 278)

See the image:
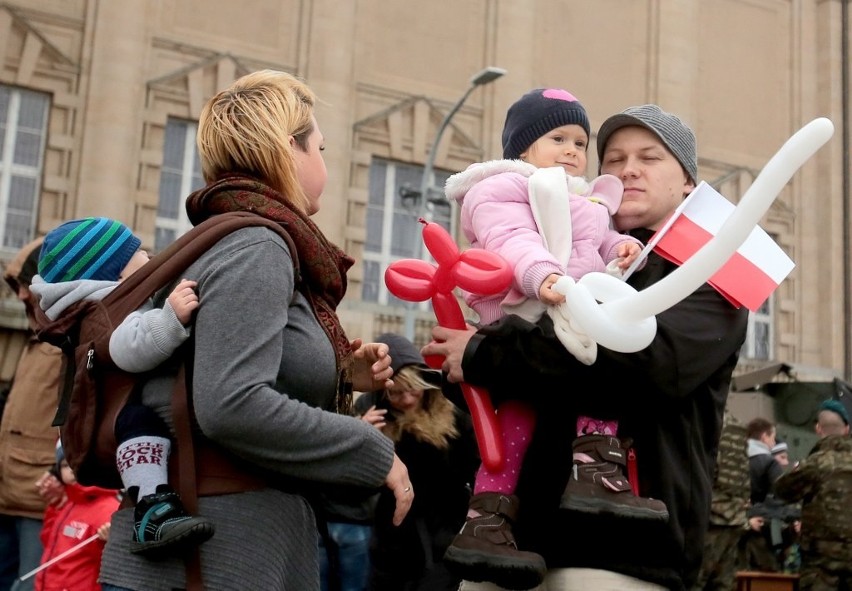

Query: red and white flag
(643, 181), (795, 311)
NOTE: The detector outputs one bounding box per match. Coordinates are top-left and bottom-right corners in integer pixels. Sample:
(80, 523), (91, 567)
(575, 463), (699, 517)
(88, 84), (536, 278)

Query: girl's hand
(616, 242), (642, 270)
(540, 273), (565, 305)
(97, 522), (111, 541)
(360, 405), (387, 430)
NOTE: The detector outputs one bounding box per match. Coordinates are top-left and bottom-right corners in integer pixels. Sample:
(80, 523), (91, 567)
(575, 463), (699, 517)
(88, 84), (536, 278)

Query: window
(155, 118), (205, 252)
(0, 85), (49, 250)
(744, 297), (772, 360)
(362, 158), (452, 305)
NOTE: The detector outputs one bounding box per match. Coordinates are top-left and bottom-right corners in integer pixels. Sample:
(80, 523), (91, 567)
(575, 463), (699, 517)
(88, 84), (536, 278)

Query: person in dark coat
(422, 104), (750, 591)
(355, 333), (479, 591)
(743, 417), (786, 572)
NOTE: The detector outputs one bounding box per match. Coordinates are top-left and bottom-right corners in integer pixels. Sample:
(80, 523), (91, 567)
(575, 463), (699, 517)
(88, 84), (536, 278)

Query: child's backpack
(34, 211), (298, 490)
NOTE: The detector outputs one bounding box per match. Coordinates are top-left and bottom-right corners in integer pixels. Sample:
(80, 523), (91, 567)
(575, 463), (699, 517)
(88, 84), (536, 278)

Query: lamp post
(416, 66), (507, 222)
(404, 66), (506, 340)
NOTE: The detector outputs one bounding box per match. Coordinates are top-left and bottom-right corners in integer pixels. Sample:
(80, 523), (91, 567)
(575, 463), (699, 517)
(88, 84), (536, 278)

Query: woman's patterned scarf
(185, 173), (354, 413)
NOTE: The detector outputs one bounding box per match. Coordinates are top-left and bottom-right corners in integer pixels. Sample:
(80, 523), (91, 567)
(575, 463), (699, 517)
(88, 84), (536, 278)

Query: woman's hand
(385, 453), (413, 526)
(350, 339), (393, 391)
(360, 405), (387, 430)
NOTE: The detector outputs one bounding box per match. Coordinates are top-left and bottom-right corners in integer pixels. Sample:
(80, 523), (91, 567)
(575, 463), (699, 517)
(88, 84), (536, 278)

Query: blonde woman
(355, 333), (479, 591)
(99, 70), (411, 591)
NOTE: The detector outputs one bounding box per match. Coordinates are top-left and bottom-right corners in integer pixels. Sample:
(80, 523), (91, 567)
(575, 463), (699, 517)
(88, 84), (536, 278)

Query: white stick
(18, 533), (99, 581)
(621, 187), (698, 281)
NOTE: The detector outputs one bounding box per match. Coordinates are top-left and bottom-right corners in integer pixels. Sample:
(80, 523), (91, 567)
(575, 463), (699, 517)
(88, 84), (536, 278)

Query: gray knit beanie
(502, 88), (591, 160)
(596, 104), (698, 183)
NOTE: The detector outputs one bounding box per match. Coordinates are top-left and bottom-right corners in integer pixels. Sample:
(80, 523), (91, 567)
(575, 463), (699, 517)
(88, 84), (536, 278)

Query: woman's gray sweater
(98, 226), (395, 590)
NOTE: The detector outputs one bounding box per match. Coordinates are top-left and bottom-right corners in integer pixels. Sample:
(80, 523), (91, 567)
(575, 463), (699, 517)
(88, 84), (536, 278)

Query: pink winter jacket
(444, 160), (643, 325)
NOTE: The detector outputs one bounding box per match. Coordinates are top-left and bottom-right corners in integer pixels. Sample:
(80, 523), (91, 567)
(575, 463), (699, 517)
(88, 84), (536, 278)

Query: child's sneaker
(130, 485), (215, 558)
(560, 434), (669, 521)
(443, 492), (546, 590)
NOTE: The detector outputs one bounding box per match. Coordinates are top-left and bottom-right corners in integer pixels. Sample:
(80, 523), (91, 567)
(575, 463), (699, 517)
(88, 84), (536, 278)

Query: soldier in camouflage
(693, 415), (751, 591)
(774, 434), (852, 591)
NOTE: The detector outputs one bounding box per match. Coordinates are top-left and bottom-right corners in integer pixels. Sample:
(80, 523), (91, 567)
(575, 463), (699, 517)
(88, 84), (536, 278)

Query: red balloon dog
(384, 219), (513, 471)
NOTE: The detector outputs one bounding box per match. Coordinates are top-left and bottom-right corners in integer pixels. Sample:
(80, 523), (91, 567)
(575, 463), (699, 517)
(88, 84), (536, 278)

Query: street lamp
(416, 66), (507, 220)
(403, 66), (506, 340)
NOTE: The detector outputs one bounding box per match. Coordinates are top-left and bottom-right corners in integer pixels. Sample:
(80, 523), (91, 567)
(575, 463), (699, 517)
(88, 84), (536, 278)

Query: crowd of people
(0, 67), (849, 591)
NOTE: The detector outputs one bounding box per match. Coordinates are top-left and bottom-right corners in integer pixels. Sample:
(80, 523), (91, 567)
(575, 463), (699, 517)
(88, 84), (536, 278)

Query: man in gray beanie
(424, 103), (749, 591)
(596, 104), (698, 184)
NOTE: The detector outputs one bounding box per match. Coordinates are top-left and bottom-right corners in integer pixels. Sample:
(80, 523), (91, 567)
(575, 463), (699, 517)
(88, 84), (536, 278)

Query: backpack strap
(104, 211), (300, 322)
(130, 212), (296, 591)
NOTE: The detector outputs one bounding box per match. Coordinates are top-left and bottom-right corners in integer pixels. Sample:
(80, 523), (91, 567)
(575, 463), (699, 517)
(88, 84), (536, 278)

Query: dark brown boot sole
(560, 494), (669, 521)
(444, 544), (546, 590)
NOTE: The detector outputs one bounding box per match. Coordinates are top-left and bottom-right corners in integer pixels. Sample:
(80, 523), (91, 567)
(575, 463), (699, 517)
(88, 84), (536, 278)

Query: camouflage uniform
(693, 417), (750, 591)
(774, 434), (852, 591)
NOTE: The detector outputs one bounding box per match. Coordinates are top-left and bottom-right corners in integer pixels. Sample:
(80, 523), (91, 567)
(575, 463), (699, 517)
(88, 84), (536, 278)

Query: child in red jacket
(35, 443), (119, 591)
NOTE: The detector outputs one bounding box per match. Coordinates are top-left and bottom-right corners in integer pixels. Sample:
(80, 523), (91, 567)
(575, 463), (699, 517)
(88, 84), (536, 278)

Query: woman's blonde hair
(390, 366), (442, 412)
(197, 69), (316, 213)
(383, 365), (459, 449)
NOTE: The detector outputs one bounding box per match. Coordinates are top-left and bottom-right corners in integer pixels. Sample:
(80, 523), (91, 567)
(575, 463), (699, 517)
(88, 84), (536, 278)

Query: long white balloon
(556, 117), (834, 351)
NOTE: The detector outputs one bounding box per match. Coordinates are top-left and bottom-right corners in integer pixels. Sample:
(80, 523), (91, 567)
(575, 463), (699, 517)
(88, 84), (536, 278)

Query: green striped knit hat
(38, 217), (142, 283)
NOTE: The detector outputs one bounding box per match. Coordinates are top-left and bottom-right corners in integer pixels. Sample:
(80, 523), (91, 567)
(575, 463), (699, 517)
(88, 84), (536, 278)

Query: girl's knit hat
(38, 217), (141, 283)
(501, 88), (591, 160)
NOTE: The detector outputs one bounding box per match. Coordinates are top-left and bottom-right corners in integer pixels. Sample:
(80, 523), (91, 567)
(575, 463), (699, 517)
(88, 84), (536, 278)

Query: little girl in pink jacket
(441, 88), (668, 591)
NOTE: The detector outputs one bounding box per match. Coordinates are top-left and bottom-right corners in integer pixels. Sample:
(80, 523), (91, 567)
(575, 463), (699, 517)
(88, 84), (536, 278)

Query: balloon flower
(385, 219), (513, 471)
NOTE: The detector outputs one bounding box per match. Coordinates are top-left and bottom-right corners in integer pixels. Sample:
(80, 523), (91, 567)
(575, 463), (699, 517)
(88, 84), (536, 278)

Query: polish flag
(645, 182), (795, 311)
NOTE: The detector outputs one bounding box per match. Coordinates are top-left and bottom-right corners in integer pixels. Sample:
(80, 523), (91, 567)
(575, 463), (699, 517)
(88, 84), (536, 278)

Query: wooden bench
(735, 571), (800, 591)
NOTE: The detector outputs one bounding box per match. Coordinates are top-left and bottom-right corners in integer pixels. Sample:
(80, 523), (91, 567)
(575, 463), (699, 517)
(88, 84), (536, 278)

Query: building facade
(0, 0), (849, 392)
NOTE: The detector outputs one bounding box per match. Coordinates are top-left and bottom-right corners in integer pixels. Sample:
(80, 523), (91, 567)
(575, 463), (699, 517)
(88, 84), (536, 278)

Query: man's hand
(350, 339), (393, 391)
(420, 324), (478, 383)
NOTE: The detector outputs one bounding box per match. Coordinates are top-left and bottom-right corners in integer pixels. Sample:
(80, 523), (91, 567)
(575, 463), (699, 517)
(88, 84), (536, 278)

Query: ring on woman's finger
(403, 486), (411, 493)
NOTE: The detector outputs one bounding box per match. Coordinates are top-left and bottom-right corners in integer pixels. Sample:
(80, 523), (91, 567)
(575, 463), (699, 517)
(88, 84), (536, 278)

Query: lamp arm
(418, 83), (477, 203)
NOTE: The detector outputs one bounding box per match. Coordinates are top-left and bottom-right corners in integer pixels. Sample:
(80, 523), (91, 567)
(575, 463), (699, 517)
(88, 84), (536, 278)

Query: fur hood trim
(444, 159), (537, 204)
(383, 392), (459, 449)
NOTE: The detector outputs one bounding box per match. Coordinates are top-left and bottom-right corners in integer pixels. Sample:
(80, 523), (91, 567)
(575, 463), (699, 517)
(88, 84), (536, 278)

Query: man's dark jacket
(458, 229), (749, 591)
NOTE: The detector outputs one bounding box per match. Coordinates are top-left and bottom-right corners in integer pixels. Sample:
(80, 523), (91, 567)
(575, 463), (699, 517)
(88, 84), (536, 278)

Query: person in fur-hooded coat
(355, 333), (479, 591)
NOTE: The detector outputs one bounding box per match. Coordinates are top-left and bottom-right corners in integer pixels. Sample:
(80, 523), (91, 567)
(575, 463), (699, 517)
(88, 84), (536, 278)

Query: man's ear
(683, 173), (696, 197)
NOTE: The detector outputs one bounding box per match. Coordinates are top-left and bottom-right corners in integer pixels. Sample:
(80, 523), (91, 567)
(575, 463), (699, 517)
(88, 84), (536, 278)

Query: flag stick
(18, 533), (99, 581)
(621, 185), (699, 281)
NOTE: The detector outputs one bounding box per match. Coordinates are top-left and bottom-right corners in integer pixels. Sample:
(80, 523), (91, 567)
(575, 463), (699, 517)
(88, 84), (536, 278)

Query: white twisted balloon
(553, 117), (835, 352)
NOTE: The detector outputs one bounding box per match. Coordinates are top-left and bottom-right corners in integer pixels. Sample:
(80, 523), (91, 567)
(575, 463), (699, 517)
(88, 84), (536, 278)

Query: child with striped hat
(31, 217), (214, 557)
